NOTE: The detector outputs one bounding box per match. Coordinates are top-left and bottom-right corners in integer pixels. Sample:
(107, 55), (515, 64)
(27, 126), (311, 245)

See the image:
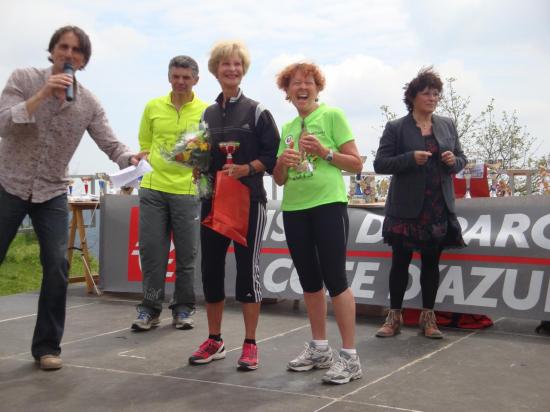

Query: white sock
(340, 348), (357, 356)
(312, 340), (329, 350)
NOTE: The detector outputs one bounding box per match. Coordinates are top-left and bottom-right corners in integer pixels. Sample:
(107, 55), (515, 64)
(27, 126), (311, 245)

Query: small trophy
(361, 175), (376, 203)
(354, 173), (363, 196)
(497, 178), (512, 197)
(296, 128), (314, 174)
(378, 177), (390, 202)
(350, 156), (367, 203)
(351, 173), (364, 203)
(68, 179), (74, 197)
(295, 154), (314, 174)
(96, 173), (109, 196)
(488, 169), (498, 197)
(219, 141), (240, 164)
(80, 176), (92, 198)
(487, 160), (501, 198)
(463, 160), (476, 199)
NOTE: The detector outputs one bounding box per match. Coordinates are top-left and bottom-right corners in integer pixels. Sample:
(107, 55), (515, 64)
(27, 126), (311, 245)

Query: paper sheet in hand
(109, 159), (152, 188)
(455, 162), (484, 179)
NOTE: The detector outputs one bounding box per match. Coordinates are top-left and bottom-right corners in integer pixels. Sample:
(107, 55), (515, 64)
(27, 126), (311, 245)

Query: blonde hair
(208, 40), (251, 76)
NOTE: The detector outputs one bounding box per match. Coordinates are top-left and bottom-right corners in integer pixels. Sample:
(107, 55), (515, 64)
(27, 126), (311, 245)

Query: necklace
(413, 114), (432, 132)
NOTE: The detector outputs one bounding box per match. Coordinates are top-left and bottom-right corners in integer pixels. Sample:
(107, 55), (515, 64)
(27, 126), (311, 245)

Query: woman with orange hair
(273, 62), (363, 384)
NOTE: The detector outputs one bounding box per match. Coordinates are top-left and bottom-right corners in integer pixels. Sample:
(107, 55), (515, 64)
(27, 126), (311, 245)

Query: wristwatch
(324, 149), (334, 162)
(248, 163), (256, 176)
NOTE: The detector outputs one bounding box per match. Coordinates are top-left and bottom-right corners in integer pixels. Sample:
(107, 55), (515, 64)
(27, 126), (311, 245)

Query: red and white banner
(126, 206), (176, 282)
(100, 195), (550, 321)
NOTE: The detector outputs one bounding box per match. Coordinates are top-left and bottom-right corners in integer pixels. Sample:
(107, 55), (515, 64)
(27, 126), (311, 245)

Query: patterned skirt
(382, 212), (466, 252)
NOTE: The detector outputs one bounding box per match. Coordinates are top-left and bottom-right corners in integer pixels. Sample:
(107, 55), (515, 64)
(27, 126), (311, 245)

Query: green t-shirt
(139, 93), (208, 194)
(277, 104), (354, 211)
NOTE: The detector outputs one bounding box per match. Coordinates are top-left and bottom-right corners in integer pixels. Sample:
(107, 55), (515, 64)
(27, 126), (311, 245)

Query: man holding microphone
(0, 25), (143, 370)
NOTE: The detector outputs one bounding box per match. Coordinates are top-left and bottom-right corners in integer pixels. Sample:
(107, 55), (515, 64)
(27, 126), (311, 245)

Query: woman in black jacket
(374, 67), (467, 339)
(188, 41), (280, 370)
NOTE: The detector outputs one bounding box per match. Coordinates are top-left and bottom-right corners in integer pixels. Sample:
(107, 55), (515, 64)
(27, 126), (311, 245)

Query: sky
(1, 0), (549, 175)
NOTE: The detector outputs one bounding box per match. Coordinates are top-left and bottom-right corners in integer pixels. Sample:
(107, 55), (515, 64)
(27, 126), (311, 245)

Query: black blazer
(373, 113), (467, 218)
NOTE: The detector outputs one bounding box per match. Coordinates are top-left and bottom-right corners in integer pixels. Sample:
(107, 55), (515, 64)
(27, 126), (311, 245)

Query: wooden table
(67, 200), (101, 295)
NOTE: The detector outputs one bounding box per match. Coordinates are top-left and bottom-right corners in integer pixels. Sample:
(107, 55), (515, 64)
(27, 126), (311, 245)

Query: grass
(0, 232), (98, 296)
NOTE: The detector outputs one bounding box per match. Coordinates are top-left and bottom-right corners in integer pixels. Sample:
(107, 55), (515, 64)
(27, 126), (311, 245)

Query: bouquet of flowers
(161, 122), (212, 197)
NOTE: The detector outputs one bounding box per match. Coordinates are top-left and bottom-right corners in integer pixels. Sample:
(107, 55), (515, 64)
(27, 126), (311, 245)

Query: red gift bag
(202, 171), (250, 246)
(402, 308), (493, 329)
(453, 164), (490, 198)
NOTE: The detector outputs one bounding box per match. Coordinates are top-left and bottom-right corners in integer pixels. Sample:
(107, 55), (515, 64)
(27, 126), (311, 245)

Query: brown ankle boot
(376, 309), (402, 337)
(419, 309), (443, 339)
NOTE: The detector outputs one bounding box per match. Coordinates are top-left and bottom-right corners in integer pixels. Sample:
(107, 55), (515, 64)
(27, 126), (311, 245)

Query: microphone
(63, 63), (74, 102)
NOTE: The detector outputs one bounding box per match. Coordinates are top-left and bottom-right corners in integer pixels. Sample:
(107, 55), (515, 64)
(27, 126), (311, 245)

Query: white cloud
(91, 26), (150, 63)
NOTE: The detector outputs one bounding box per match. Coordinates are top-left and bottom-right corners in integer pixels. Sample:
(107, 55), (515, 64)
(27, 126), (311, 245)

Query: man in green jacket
(132, 56), (208, 331)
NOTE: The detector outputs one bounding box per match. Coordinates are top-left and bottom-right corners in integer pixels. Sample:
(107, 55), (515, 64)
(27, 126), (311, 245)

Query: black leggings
(282, 202), (349, 297)
(200, 200), (267, 303)
(389, 244), (442, 310)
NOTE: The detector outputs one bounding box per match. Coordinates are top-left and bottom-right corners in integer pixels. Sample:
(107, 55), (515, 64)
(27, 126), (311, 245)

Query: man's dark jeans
(0, 186), (69, 359)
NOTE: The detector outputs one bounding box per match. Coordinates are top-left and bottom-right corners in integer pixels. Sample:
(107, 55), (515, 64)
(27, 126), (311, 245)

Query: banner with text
(100, 195), (550, 320)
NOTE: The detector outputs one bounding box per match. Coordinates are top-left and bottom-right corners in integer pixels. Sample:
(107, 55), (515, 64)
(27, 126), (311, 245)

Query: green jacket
(139, 92), (208, 194)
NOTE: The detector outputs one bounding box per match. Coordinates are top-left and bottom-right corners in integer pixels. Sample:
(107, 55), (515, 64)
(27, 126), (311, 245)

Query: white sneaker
(287, 341), (333, 371)
(322, 350), (363, 384)
(172, 309), (196, 330)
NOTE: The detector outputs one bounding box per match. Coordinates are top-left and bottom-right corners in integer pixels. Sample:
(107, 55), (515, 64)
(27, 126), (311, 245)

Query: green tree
(469, 100), (535, 169)
(437, 78), (536, 170)
(529, 155), (550, 195)
(437, 77), (479, 148)
(371, 105), (398, 159)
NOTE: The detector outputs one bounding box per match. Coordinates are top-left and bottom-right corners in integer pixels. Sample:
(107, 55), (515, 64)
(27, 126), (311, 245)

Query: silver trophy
(350, 156), (367, 203)
(463, 160), (477, 199)
(296, 127), (314, 174)
(486, 160), (501, 198)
